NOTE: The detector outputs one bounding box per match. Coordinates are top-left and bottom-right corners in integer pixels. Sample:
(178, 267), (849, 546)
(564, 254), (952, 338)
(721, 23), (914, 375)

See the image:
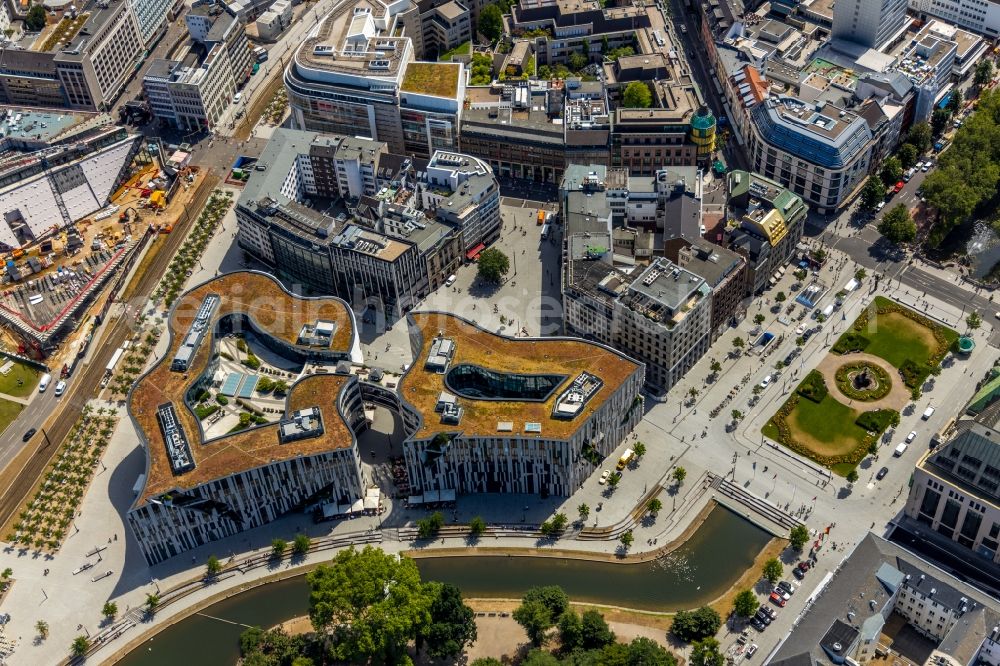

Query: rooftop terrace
(399, 313), (639, 440)
(130, 272), (355, 504)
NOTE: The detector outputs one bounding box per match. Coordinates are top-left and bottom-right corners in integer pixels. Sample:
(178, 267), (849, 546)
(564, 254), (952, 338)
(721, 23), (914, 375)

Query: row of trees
(511, 585), (679, 665)
(921, 87), (1000, 241)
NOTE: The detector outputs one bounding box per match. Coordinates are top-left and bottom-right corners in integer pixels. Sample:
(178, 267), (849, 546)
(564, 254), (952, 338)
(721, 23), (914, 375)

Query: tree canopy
(420, 582), (478, 660)
(514, 586), (570, 646)
(878, 204), (916, 244)
(622, 82), (652, 108)
(476, 248), (510, 284)
(762, 558), (783, 584)
(670, 606), (721, 642)
(921, 88), (1000, 240)
(478, 4), (503, 42)
(860, 176), (886, 212)
(25, 5), (46, 31)
(733, 589), (759, 618)
(307, 546), (434, 663)
(907, 121), (932, 154)
(690, 637), (725, 666)
(898, 143), (919, 169)
(879, 156), (903, 186)
(932, 107), (952, 137)
(976, 58), (994, 88)
(789, 524), (810, 550)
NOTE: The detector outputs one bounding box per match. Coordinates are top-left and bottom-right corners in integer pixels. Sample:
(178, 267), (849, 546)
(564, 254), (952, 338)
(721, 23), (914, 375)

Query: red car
(893, 181), (905, 194)
(769, 591), (787, 607)
(798, 561), (812, 571)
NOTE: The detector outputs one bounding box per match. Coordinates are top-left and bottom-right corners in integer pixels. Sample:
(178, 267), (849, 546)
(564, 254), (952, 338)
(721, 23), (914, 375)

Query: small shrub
(856, 409), (899, 433)
(796, 370), (829, 403)
(194, 405), (219, 420)
(899, 358), (930, 389)
(215, 394), (229, 405)
(832, 331), (870, 354)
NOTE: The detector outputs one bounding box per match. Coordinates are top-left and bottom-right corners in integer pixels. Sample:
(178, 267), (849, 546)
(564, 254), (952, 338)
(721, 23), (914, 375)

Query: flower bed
(834, 361), (891, 401)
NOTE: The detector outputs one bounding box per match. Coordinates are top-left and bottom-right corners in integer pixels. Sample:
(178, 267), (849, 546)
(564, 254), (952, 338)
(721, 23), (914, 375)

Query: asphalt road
(0, 175), (219, 528)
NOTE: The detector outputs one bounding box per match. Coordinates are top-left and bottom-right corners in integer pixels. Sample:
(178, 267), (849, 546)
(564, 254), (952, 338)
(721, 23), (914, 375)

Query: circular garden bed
(834, 361), (891, 401)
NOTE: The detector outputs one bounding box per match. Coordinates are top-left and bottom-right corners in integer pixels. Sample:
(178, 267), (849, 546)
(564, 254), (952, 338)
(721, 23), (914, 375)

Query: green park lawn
(0, 398), (24, 434)
(0, 361), (40, 397)
(841, 296), (958, 369)
(766, 394), (867, 457)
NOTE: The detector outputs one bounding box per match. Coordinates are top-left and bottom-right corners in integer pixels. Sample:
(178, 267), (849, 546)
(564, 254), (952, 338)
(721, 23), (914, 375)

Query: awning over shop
(466, 243), (486, 260)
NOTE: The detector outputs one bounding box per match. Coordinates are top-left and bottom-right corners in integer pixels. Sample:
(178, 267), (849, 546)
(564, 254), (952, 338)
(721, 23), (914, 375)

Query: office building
(399, 0), (479, 59)
(186, 5), (253, 86)
(460, 80), (610, 183)
(235, 129), (493, 321)
(771, 532), (1000, 666)
(725, 170), (808, 296)
(905, 422), (1000, 566)
(910, 0), (1000, 38)
(143, 45), (239, 131)
(255, 0), (294, 41)
(284, 0), (464, 159)
(509, 0), (649, 67)
(832, 0), (909, 50)
(0, 1), (144, 110)
(126, 275), (645, 562)
(127, 272), (366, 565)
(398, 313), (645, 496)
(130, 0), (175, 45)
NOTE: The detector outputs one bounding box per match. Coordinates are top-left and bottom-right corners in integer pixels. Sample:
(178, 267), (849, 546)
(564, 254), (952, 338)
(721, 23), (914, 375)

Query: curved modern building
(126, 274), (643, 563)
(394, 313), (645, 497)
(127, 271), (365, 565)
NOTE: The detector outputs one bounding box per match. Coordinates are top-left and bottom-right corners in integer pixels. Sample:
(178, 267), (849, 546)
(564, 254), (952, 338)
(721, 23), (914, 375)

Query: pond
(115, 505), (771, 666)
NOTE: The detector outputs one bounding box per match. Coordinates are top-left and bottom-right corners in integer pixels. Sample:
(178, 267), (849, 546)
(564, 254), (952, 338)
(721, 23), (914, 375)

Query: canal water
(116, 506), (770, 666)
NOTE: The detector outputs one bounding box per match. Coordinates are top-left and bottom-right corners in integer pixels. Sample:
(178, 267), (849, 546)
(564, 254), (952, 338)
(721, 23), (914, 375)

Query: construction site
(0, 117), (204, 365)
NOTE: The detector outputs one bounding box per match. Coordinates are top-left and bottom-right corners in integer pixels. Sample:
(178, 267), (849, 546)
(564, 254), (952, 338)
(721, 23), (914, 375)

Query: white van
(922, 406), (936, 420)
(445, 275), (457, 287)
(54, 380), (66, 396)
(894, 442), (908, 457)
(38, 373), (51, 392)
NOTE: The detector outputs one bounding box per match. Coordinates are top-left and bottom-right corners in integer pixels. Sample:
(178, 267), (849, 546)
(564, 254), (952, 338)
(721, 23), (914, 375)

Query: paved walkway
(813, 352), (911, 411)
(0, 393), (29, 406)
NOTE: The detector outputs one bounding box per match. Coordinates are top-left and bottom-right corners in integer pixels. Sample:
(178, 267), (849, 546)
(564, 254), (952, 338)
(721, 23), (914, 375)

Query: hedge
(832, 331), (870, 355)
(899, 358), (931, 389)
(855, 408), (899, 433)
(797, 370), (829, 403)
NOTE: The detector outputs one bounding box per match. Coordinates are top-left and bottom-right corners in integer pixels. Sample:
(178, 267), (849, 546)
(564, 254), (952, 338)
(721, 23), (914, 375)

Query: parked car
(876, 466), (889, 480)
(906, 430), (917, 443)
(793, 567), (805, 579)
(750, 617), (767, 631)
(746, 644), (759, 659)
(599, 470), (611, 485)
(762, 606), (778, 620)
(778, 581), (796, 595)
(760, 375), (772, 388)
(754, 609), (772, 625)
(773, 587), (791, 601)
(769, 591), (787, 607)
(798, 561), (812, 571)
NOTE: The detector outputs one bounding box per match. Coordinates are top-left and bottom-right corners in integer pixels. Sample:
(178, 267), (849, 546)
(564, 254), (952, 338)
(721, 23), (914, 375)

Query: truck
(537, 209), (546, 226)
(894, 442), (908, 457)
(616, 448), (635, 470)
